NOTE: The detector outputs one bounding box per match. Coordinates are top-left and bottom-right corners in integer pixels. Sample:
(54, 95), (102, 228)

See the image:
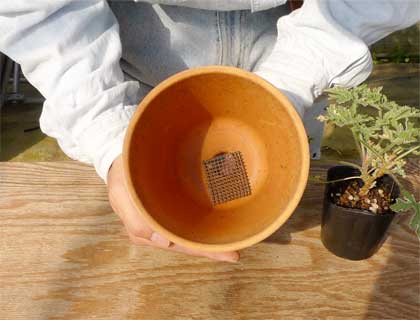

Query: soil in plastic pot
(321, 166), (400, 260)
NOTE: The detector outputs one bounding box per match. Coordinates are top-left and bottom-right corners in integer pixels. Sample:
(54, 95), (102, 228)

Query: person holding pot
(0, 0), (418, 262)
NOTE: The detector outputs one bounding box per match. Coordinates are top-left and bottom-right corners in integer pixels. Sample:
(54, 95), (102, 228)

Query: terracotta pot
(123, 66), (309, 252)
(321, 166), (399, 260)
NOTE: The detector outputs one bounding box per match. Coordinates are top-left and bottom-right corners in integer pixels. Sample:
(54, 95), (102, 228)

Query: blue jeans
(108, 1), (325, 158)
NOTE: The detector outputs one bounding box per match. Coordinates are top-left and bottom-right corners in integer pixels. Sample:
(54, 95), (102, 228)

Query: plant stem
(309, 175), (362, 185)
(359, 166), (387, 195)
(394, 145), (420, 162)
(359, 139), (382, 158)
(337, 161), (363, 171)
(367, 167), (376, 175)
(352, 130), (365, 162)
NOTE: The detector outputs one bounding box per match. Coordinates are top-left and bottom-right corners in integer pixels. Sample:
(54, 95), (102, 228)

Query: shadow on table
(264, 176), (325, 245)
(364, 215), (420, 319)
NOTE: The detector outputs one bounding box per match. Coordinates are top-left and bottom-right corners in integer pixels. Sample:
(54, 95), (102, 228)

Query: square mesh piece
(203, 151), (252, 206)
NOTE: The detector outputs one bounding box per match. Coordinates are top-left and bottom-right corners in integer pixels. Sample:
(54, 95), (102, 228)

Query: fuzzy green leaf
(391, 191), (420, 239)
(324, 85), (420, 184)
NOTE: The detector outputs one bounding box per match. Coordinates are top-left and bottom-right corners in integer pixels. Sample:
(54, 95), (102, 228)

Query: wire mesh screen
(203, 151), (252, 206)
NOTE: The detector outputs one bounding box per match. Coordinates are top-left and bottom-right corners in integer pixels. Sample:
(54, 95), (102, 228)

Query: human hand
(107, 155), (240, 262)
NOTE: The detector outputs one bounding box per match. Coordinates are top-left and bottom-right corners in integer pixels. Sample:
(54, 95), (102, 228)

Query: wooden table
(1, 161), (419, 319)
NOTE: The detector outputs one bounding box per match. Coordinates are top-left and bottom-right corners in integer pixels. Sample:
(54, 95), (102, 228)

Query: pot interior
(126, 70), (306, 244)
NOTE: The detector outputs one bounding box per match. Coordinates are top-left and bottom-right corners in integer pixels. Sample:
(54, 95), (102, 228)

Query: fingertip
(234, 251), (240, 261)
(216, 251), (240, 263)
(150, 232), (171, 247)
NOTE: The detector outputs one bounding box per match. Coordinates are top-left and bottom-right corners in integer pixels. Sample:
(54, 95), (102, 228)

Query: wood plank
(0, 161), (419, 320)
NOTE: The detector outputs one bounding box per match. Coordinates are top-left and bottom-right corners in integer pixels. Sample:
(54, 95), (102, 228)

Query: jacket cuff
(77, 105), (137, 183)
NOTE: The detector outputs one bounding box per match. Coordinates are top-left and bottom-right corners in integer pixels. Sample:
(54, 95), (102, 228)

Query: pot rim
(123, 66), (310, 252)
(325, 165), (397, 218)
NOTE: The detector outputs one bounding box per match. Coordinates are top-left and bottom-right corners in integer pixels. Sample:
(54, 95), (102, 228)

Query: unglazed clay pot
(123, 66), (309, 252)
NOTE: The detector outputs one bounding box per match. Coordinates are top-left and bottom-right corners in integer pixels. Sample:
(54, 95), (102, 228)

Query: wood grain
(0, 160), (419, 320)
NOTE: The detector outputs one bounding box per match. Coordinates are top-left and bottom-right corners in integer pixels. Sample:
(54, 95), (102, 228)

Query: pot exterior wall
(321, 166), (398, 260)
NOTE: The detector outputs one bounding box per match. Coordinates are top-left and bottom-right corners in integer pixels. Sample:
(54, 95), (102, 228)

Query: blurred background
(0, 23), (419, 163)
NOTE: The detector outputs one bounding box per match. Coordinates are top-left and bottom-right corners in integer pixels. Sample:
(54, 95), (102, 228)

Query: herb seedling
(317, 85), (420, 238)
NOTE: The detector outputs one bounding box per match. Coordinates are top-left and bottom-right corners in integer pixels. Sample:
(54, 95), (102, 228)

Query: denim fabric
(109, 1), (325, 159)
(109, 2), (289, 85)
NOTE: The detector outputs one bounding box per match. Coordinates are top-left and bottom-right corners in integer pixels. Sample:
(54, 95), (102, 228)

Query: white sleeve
(0, 1), (141, 182)
(254, 0), (420, 117)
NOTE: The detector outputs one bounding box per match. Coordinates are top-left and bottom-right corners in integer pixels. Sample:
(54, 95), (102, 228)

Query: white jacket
(0, 1), (418, 181)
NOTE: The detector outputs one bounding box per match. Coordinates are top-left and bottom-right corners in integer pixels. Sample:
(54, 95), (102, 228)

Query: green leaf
(322, 85), (420, 190)
(391, 191), (420, 239)
(390, 199), (412, 212)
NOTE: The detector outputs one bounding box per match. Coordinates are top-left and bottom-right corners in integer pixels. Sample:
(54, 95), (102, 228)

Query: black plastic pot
(321, 166), (400, 260)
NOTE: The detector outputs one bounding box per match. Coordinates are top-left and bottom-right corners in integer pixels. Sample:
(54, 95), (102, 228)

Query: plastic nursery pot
(123, 66), (309, 252)
(321, 166), (400, 260)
